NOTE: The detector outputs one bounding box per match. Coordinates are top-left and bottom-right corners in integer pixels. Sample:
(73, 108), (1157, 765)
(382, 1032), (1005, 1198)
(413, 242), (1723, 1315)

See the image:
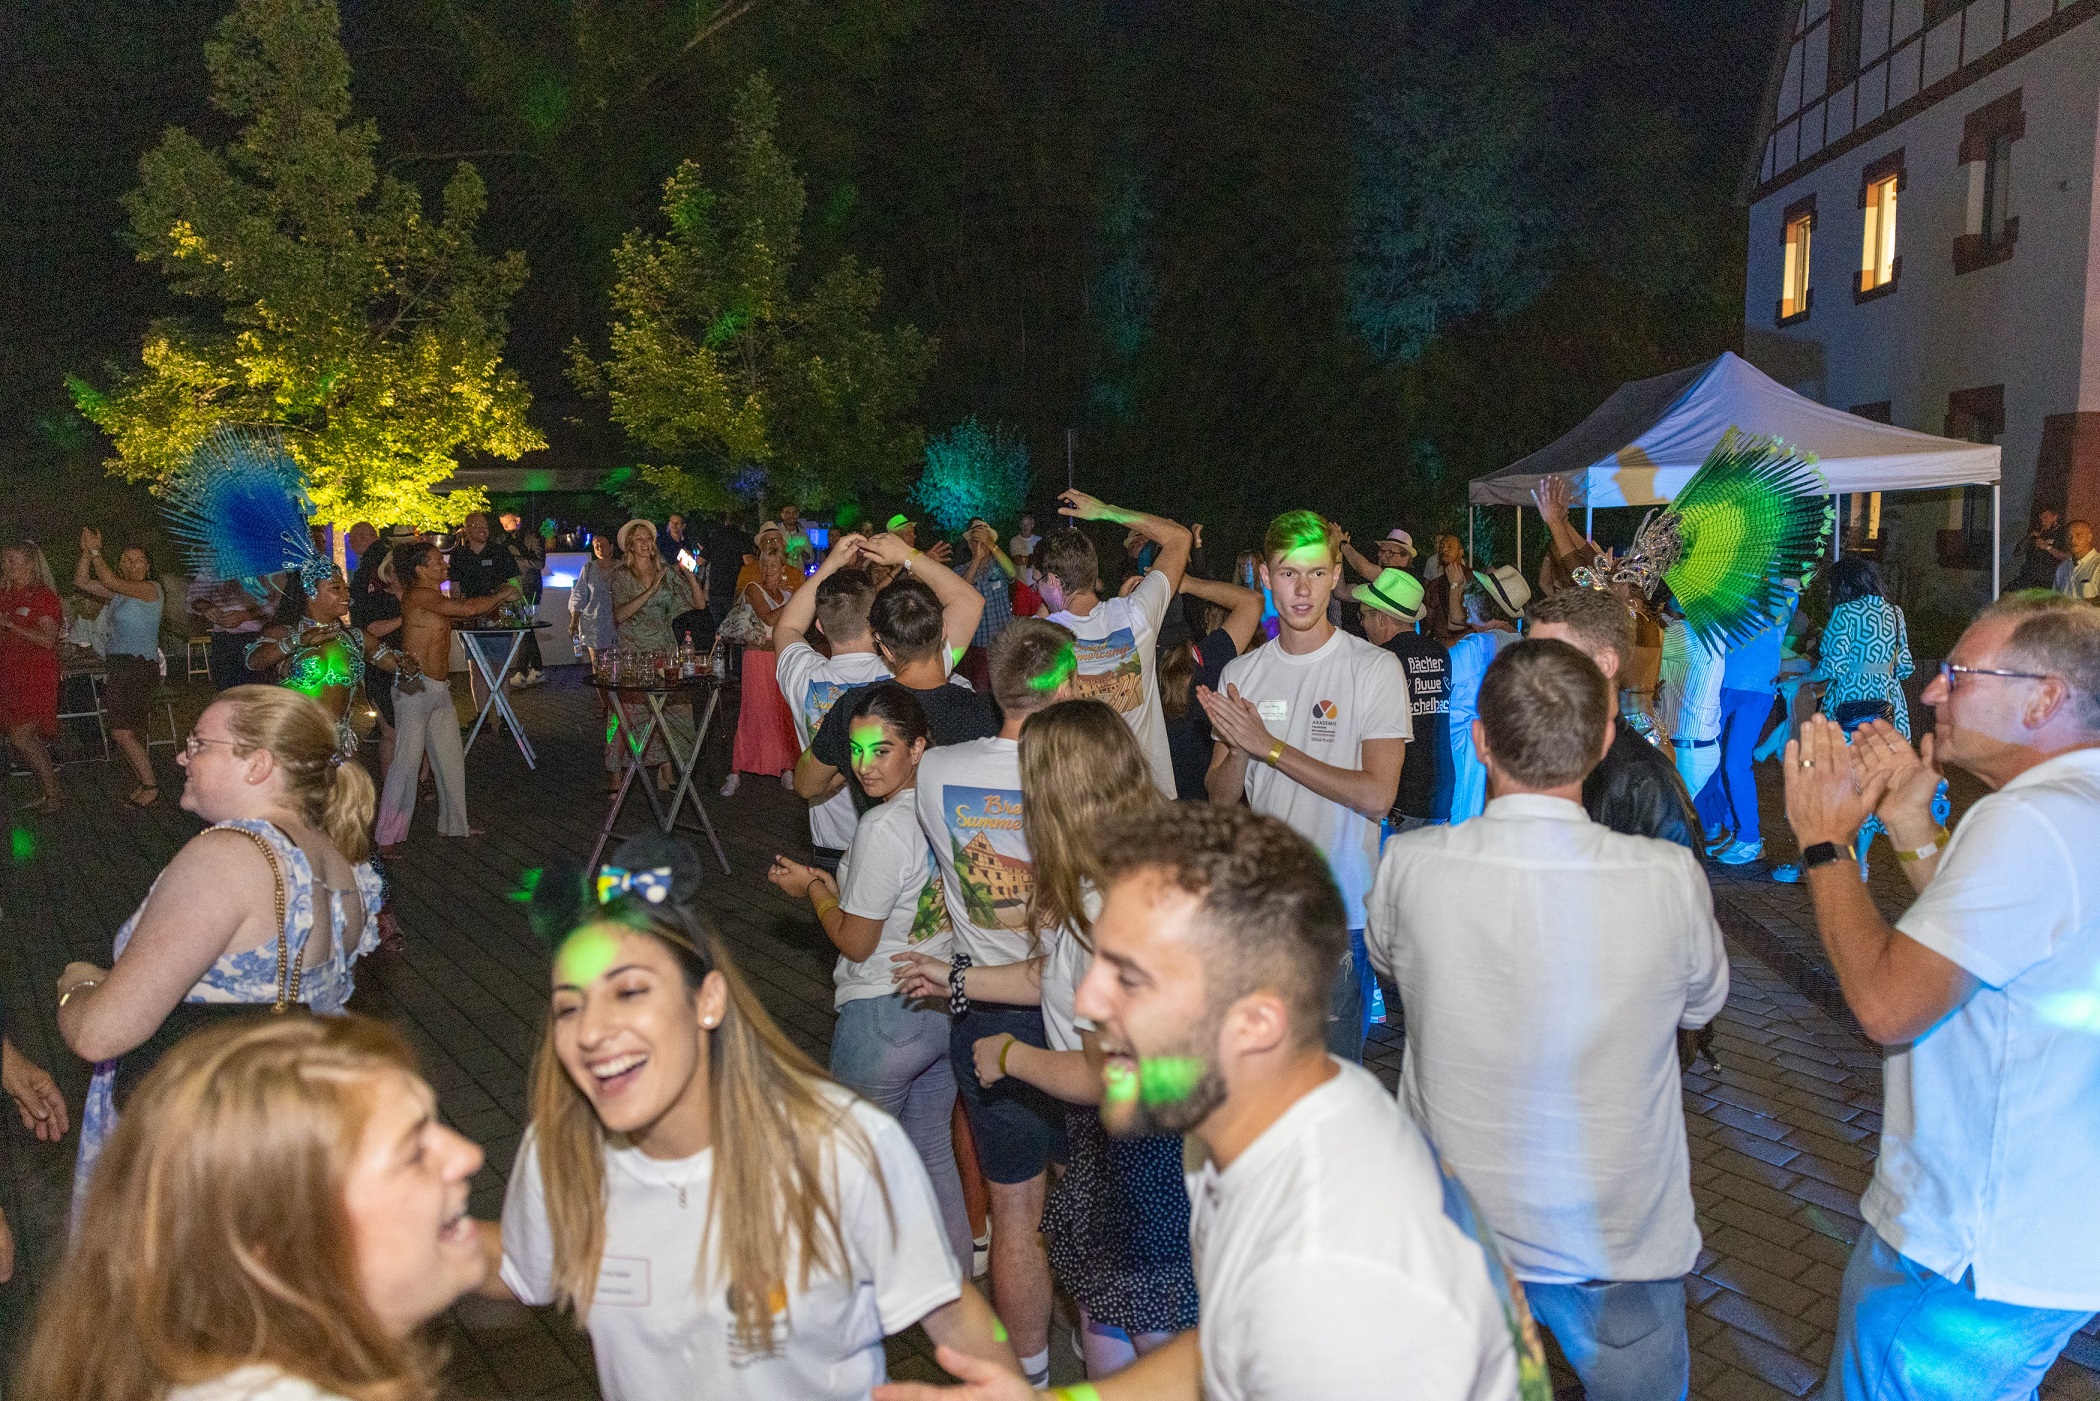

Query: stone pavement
(3, 667), (2095, 1398)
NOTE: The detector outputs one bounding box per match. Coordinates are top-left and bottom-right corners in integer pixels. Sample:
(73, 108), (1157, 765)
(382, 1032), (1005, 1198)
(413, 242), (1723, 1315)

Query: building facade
(1742, 0), (2100, 612)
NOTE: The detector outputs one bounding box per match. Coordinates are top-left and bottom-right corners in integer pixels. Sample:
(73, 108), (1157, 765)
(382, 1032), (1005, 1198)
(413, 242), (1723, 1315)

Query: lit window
(1860, 174), (1898, 293)
(1780, 209), (1813, 321)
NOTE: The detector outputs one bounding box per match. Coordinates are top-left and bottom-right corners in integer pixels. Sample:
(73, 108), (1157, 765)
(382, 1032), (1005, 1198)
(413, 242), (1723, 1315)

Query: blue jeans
(1325, 930), (1371, 1063)
(1525, 1276), (1689, 1401)
(830, 993), (974, 1272)
(1822, 1225), (2093, 1401)
(1695, 688), (1776, 845)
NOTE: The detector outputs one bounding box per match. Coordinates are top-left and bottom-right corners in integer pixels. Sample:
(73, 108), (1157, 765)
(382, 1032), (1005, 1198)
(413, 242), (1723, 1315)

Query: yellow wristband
(1265, 738), (1286, 767)
(999, 1035), (1018, 1076)
(1893, 826), (1950, 864)
(813, 894), (839, 919)
(1050, 1387), (1103, 1401)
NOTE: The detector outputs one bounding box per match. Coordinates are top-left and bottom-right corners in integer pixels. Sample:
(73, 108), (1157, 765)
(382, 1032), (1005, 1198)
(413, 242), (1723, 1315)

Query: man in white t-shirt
(1200, 510), (1409, 1062)
(1008, 512), (1040, 568)
(912, 618), (1079, 1390)
(774, 536), (892, 867)
(2052, 518), (2099, 600)
(1369, 638), (1727, 1399)
(1037, 487), (1191, 797)
(875, 803), (1531, 1401)
(1784, 593), (2100, 1401)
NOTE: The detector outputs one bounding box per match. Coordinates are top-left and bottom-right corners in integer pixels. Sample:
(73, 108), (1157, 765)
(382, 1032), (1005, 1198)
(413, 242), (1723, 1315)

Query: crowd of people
(2, 483), (2099, 1401)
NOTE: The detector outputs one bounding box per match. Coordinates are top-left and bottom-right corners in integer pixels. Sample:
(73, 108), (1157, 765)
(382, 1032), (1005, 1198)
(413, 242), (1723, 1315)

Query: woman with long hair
(571, 531), (622, 786)
(248, 568), (414, 752)
(17, 1014), (487, 1401)
(73, 528), (165, 806)
(0, 540), (65, 811)
(767, 684), (974, 1273)
(57, 685), (382, 1217)
(612, 518), (707, 792)
(486, 835), (1016, 1398)
(894, 698), (1201, 1378)
(722, 522), (800, 796)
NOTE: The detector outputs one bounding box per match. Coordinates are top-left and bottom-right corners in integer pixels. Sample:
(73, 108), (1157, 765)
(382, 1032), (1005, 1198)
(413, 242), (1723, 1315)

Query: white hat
(1472, 564), (1532, 619)
(1384, 527), (1414, 552)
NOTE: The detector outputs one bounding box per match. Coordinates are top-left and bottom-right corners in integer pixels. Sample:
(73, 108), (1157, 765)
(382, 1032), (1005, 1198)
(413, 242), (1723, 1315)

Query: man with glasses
(1782, 592), (2100, 1401)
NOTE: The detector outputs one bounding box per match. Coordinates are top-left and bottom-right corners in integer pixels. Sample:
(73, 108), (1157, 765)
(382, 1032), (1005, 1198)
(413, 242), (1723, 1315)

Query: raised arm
(1180, 574), (1263, 655)
(776, 533), (869, 653)
(1340, 538), (1381, 583)
(1531, 475), (1597, 575)
(1059, 489), (1192, 593)
(862, 532), (984, 657)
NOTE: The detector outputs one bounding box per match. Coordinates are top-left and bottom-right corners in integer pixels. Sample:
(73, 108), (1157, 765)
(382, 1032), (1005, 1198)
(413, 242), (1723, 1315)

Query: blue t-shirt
(1721, 600), (1795, 693)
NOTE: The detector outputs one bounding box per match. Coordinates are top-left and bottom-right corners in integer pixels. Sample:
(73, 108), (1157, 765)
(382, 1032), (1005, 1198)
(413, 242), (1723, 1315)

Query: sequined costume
(246, 622), (371, 750)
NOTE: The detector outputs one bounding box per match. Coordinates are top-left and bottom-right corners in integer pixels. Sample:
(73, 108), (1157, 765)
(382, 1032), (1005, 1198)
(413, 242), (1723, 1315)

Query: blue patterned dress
(1811, 597), (1915, 737)
(72, 820), (380, 1219)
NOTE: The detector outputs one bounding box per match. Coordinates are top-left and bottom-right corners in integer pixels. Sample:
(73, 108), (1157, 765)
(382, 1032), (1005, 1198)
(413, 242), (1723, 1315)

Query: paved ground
(3, 666), (2095, 1398)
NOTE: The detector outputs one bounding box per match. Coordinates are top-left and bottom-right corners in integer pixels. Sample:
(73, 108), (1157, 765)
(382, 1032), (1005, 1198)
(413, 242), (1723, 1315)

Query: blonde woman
(17, 1015), (487, 1401)
(722, 522), (800, 795)
(485, 835), (1017, 1399)
(894, 698), (1200, 1378)
(57, 686), (381, 1217)
(612, 518), (706, 791)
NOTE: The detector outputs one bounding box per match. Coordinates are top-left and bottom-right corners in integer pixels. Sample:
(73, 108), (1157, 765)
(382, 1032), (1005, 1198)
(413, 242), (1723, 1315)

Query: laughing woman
(485, 835), (1017, 1400)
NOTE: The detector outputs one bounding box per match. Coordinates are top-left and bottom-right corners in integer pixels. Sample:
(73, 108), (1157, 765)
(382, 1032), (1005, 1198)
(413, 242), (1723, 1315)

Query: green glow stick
(1051, 1385), (1102, 1401)
(1137, 1056), (1206, 1105)
(10, 827), (33, 861)
(1102, 1060), (1138, 1104)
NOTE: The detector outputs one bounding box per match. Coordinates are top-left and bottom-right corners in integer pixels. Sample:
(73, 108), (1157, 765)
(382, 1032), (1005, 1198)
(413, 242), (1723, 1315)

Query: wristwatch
(1800, 841), (1844, 871)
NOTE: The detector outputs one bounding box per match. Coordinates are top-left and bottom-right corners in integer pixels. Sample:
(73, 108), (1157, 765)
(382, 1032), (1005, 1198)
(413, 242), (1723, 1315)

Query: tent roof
(1468, 351), (2001, 507)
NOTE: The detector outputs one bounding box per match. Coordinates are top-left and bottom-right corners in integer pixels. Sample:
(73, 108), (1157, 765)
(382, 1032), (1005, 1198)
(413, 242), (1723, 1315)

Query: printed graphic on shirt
(943, 785), (1034, 931)
(1309, 699), (1341, 744)
(724, 1280), (793, 1365)
(1070, 626), (1145, 713)
(594, 1256), (651, 1307)
(910, 850), (953, 944)
(1404, 657), (1449, 716)
(801, 679), (855, 732)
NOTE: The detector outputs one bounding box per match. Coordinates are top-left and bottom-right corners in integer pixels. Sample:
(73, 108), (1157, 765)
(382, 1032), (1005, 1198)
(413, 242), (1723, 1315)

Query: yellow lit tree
(68, 0), (542, 528)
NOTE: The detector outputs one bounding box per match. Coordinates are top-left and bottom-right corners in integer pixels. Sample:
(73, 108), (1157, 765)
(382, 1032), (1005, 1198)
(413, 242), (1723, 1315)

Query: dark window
(1850, 401), (1893, 423)
(1983, 132), (2014, 249)
(1938, 387), (2003, 568)
(1955, 91), (2023, 275)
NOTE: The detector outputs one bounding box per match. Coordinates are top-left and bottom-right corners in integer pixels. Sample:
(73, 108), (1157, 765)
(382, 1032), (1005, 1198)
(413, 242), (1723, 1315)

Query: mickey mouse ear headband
(527, 832), (709, 948)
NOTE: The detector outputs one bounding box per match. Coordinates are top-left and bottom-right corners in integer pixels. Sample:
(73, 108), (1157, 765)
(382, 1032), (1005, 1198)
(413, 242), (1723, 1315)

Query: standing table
(588, 673), (730, 874)
(459, 622), (552, 769)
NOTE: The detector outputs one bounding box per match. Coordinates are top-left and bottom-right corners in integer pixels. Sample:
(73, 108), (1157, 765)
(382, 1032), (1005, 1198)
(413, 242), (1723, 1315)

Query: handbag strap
(212, 823), (298, 1012)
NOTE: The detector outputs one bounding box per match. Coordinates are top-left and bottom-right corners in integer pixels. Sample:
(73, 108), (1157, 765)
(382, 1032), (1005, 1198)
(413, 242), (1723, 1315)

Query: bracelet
(948, 953), (973, 1016)
(903, 550), (919, 571)
(1050, 1386), (1103, 1401)
(1893, 825), (1951, 864)
(58, 979), (100, 1008)
(998, 1035), (1018, 1077)
(1264, 737), (1287, 768)
(813, 894), (839, 919)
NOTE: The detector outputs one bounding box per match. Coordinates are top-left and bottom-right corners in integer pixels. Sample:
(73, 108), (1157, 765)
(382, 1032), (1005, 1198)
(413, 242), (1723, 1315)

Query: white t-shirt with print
(1190, 1060), (1519, 1401)
(1218, 629), (1412, 927)
(775, 641), (892, 850)
(500, 1092), (962, 1401)
(913, 737), (1036, 967)
(1050, 570), (1176, 797)
(834, 791), (953, 1008)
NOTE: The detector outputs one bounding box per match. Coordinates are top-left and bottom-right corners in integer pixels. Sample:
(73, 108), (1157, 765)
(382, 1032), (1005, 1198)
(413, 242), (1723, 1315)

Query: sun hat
(1472, 564), (1533, 619)
(754, 521), (785, 547)
(1357, 567), (1425, 623)
(1384, 527), (1415, 553)
(618, 518), (657, 550)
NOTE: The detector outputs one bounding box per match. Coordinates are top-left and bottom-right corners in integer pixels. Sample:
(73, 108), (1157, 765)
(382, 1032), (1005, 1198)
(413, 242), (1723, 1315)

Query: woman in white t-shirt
(768, 683), (973, 1272)
(895, 699), (1200, 1379)
(18, 1015), (488, 1401)
(490, 835), (1016, 1401)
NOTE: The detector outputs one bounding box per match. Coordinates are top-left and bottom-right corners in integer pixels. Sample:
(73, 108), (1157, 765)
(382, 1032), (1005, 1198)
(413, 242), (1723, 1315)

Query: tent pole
(1516, 509), (1523, 574)
(1831, 497), (1840, 562)
(1585, 503), (1594, 541)
(1468, 507), (1476, 566)
(1991, 481), (2002, 599)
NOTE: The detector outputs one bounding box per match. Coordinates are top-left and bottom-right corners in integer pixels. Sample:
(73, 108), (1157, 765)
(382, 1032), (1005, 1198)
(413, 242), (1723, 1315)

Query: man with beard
(876, 803), (1532, 1401)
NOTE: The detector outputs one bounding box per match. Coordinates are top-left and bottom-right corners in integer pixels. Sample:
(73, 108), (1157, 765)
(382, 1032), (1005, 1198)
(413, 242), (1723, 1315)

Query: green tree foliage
(67, 0), (542, 528)
(915, 417), (1030, 531)
(571, 73), (932, 516)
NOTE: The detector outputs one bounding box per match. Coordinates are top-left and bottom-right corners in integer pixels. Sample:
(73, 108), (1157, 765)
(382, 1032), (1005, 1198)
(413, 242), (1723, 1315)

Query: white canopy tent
(1466, 351), (2006, 594)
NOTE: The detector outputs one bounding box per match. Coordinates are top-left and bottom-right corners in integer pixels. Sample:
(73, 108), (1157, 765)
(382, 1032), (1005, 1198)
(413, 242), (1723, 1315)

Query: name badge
(1256, 699), (1288, 728)
(595, 1255), (652, 1306)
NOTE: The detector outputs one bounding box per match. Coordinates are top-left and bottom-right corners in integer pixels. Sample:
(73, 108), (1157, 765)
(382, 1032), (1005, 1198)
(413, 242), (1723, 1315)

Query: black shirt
(447, 539), (519, 599)
(1381, 631), (1452, 821)
(811, 678), (1001, 807)
(1166, 629), (1240, 801)
(1583, 717), (1697, 849)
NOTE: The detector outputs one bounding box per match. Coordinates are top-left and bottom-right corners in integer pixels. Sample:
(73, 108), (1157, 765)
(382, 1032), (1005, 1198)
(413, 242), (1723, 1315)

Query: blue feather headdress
(163, 427), (335, 590)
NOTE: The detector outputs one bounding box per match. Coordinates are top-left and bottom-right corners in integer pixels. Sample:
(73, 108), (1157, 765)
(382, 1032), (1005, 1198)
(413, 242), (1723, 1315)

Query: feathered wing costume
(1576, 428), (1835, 651)
(163, 427), (367, 722)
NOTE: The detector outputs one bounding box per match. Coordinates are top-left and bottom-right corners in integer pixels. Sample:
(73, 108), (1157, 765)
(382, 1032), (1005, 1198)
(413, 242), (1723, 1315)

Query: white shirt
(1367, 795), (1729, 1284)
(834, 792), (953, 1007)
(775, 641), (892, 850)
(1049, 570), (1177, 797)
(1009, 532), (1040, 561)
(169, 1369), (344, 1401)
(1218, 629), (1412, 927)
(500, 1092), (962, 1401)
(1190, 1060), (1520, 1401)
(2055, 549), (2100, 600)
(1866, 746), (2100, 1310)
(1037, 887), (1104, 1052)
(914, 738), (1036, 966)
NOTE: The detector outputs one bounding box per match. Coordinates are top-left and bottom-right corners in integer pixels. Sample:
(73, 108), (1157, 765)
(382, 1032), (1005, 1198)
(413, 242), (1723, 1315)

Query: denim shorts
(950, 1003), (1066, 1185)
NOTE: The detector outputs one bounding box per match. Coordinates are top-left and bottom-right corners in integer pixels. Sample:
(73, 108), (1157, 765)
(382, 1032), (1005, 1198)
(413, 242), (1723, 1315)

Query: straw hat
(1356, 567), (1425, 623)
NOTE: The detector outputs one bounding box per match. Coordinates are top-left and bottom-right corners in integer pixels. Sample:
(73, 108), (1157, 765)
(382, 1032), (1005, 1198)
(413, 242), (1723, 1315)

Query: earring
(703, 1016), (718, 1028)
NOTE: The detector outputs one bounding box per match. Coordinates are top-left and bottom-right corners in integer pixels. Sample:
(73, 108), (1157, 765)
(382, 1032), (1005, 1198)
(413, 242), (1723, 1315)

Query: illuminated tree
(67, 0), (542, 528)
(570, 73), (933, 516)
(914, 417), (1030, 531)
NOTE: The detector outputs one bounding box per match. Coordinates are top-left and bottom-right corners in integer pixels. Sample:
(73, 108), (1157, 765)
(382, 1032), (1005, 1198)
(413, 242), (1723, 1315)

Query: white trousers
(377, 680), (467, 844)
